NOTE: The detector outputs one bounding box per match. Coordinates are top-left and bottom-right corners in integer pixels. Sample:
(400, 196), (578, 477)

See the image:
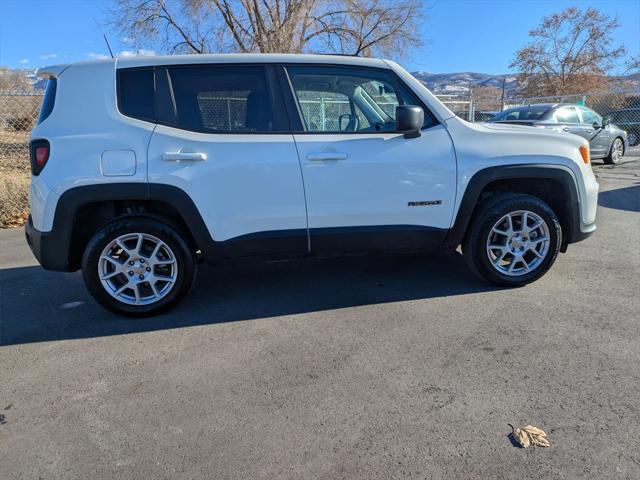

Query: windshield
(491, 105), (550, 122)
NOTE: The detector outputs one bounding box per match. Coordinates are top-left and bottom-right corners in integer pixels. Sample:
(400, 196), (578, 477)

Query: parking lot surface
(1, 159), (639, 479)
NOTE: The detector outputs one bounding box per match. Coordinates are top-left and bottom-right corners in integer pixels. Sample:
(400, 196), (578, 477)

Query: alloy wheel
(485, 210), (550, 276)
(98, 233), (178, 305)
(611, 138), (624, 163)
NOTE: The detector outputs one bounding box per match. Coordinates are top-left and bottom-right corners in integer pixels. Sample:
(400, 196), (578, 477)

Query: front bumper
(573, 222), (596, 244)
(25, 215), (70, 271)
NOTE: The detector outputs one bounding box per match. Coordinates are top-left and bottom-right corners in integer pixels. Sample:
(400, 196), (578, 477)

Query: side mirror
(396, 105), (424, 139)
(592, 121), (602, 130)
(602, 117), (611, 128)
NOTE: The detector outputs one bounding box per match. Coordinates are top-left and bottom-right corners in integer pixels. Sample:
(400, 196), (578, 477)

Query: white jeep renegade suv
(26, 54), (599, 316)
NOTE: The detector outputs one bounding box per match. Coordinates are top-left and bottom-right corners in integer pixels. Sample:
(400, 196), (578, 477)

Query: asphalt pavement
(1, 159), (639, 479)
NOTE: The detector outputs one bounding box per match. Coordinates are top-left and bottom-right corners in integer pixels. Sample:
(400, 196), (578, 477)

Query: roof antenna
(103, 34), (115, 59)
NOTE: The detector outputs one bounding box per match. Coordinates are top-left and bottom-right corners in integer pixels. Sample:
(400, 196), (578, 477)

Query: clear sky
(1, 0), (638, 74)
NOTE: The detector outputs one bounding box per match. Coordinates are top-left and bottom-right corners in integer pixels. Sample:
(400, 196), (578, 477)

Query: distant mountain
(411, 71), (519, 94)
(411, 71), (640, 95)
(3, 66), (639, 95)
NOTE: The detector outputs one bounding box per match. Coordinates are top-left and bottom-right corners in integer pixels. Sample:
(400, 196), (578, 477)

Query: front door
(147, 64), (307, 255)
(283, 65), (457, 252)
(578, 106), (610, 158)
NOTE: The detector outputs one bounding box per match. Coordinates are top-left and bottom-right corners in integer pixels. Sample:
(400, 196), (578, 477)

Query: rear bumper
(25, 215), (70, 271)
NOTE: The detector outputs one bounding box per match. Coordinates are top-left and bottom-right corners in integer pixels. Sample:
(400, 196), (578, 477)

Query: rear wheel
(82, 217), (196, 317)
(462, 194), (561, 286)
(604, 137), (624, 165)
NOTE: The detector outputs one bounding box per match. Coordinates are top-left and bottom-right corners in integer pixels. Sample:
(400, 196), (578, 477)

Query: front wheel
(82, 217), (197, 317)
(462, 194), (561, 287)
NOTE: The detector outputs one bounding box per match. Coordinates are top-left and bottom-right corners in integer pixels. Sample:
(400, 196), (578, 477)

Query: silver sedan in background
(489, 103), (628, 165)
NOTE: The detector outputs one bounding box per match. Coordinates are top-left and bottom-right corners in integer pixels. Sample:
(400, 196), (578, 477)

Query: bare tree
(470, 85), (503, 113)
(510, 7), (627, 96)
(624, 55), (640, 75)
(110, 0), (424, 58)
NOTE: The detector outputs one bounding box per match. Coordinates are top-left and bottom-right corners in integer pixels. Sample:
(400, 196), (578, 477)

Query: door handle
(307, 152), (348, 161)
(586, 130), (593, 134)
(162, 151), (207, 162)
(562, 127), (570, 132)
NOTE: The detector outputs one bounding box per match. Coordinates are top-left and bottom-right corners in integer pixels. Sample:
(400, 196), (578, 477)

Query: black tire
(82, 217), (197, 317)
(462, 194), (561, 287)
(603, 137), (625, 165)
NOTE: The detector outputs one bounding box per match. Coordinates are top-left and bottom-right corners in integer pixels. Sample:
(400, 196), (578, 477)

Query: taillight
(29, 139), (50, 175)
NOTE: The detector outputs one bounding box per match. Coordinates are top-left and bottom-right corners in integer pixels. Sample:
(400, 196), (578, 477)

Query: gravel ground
(0, 159), (639, 479)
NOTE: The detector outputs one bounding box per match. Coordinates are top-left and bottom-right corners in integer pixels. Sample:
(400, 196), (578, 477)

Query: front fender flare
(444, 165), (581, 249)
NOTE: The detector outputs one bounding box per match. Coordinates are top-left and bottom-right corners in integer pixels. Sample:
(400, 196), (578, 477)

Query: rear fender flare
(52, 183), (213, 270)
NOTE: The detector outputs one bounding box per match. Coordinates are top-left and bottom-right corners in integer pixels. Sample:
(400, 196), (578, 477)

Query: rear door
(147, 64), (307, 254)
(282, 64), (457, 252)
(554, 106), (590, 141)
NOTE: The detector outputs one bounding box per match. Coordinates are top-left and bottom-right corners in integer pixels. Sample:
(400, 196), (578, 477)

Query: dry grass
(0, 129), (31, 228)
(0, 171), (29, 228)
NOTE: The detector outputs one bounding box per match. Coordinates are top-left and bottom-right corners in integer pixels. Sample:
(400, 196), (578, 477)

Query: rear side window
(158, 65), (279, 133)
(117, 68), (155, 122)
(37, 78), (57, 124)
(491, 105), (549, 122)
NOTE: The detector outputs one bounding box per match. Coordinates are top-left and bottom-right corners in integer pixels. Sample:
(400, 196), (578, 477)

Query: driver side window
(579, 107), (601, 125)
(286, 65), (435, 133)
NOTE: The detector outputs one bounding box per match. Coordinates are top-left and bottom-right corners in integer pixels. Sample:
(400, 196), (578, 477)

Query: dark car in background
(489, 103), (628, 164)
(474, 110), (499, 122)
(604, 108), (640, 147)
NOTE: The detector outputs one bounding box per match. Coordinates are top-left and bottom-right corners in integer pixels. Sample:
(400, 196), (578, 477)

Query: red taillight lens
(35, 146), (49, 167)
(30, 139), (50, 175)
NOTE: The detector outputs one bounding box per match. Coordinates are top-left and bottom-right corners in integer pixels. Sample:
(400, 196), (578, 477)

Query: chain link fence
(435, 94), (474, 122)
(197, 92), (399, 132)
(0, 92), (42, 171)
(0, 92), (42, 226)
(197, 95), (249, 131)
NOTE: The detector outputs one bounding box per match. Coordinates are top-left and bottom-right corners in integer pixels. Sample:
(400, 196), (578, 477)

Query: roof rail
(316, 52), (360, 57)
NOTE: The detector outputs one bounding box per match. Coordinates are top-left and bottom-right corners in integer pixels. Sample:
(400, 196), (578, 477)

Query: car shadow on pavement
(598, 183), (640, 213)
(0, 252), (497, 346)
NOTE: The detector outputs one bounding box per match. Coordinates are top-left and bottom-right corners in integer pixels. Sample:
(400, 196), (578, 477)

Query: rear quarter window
(492, 105), (549, 121)
(37, 78), (57, 124)
(117, 68), (155, 122)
